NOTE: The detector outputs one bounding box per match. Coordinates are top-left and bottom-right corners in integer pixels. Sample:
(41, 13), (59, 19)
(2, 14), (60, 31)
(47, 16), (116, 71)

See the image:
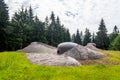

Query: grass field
(0, 51), (120, 80)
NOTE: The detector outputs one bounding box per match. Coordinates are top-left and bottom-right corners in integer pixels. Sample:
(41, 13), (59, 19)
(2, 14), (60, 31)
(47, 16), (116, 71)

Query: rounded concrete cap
(57, 42), (78, 54)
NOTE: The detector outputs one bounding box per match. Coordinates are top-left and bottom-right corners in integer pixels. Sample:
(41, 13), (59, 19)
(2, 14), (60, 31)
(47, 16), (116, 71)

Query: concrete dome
(57, 42), (78, 54)
(18, 42), (57, 53)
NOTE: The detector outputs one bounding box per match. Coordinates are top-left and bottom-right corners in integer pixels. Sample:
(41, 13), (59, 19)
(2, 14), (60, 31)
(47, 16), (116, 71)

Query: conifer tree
(110, 35), (120, 50)
(83, 28), (91, 46)
(72, 33), (76, 42)
(28, 6), (34, 25)
(113, 25), (119, 33)
(47, 12), (55, 45)
(95, 19), (109, 49)
(109, 25), (119, 49)
(33, 16), (47, 43)
(0, 0), (9, 51)
(11, 7), (33, 49)
(45, 16), (49, 28)
(109, 25), (119, 42)
(66, 29), (71, 42)
(91, 33), (95, 43)
(74, 29), (82, 45)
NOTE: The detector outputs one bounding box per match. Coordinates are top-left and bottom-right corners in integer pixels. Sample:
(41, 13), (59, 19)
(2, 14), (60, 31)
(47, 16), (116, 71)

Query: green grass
(100, 50), (120, 65)
(0, 51), (120, 80)
(80, 50), (120, 65)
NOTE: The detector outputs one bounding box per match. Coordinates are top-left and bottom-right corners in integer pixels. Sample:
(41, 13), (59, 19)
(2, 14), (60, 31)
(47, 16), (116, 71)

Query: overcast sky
(5, 0), (120, 34)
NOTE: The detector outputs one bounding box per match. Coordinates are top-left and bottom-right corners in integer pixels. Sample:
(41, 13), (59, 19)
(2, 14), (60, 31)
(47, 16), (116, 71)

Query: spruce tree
(72, 33), (76, 42)
(0, 0), (9, 51)
(83, 28), (91, 46)
(74, 29), (82, 45)
(33, 16), (47, 43)
(109, 25), (119, 42)
(11, 7), (33, 49)
(95, 19), (109, 49)
(45, 16), (49, 28)
(66, 29), (71, 42)
(113, 25), (119, 33)
(109, 25), (119, 49)
(47, 12), (55, 45)
(55, 16), (63, 44)
(50, 11), (55, 24)
(91, 33), (95, 43)
(28, 6), (33, 25)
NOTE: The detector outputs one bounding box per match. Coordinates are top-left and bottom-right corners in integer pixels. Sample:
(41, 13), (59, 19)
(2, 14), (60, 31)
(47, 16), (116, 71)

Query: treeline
(0, 0), (120, 51)
(7, 7), (71, 50)
(0, 0), (71, 51)
(72, 19), (120, 50)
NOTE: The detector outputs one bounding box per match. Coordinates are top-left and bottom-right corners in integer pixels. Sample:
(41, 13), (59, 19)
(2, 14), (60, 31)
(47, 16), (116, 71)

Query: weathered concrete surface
(18, 42), (57, 53)
(85, 43), (100, 51)
(57, 42), (78, 54)
(26, 53), (80, 66)
(63, 45), (106, 60)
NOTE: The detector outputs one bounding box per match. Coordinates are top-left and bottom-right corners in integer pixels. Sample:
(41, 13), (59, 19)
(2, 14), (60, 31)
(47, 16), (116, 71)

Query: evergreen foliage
(95, 19), (109, 50)
(91, 33), (95, 43)
(32, 16), (47, 43)
(74, 29), (82, 45)
(46, 12), (71, 46)
(83, 28), (91, 46)
(72, 33), (76, 42)
(110, 35), (120, 50)
(109, 25), (119, 43)
(0, 0), (9, 51)
(0, 1), (120, 51)
(6, 6), (47, 50)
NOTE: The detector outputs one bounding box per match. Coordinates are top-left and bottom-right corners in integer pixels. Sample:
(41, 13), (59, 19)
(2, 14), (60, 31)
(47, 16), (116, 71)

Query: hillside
(0, 51), (120, 80)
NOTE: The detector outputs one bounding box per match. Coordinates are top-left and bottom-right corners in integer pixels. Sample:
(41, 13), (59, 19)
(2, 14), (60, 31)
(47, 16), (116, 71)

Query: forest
(0, 0), (120, 51)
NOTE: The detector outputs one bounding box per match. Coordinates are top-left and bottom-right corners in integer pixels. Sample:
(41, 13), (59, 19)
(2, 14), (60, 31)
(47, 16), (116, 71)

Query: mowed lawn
(0, 51), (120, 80)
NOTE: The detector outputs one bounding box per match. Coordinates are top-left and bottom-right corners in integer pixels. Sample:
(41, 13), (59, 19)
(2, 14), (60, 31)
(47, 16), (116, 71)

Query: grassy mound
(0, 51), (120, 80)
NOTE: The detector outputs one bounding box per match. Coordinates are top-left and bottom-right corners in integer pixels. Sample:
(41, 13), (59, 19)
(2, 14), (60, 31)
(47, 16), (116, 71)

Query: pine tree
(32, 16), (47, 43)
(65, 29), (71, 42)
(52, 16), (60, 46)
(59, 25), (65, 42)
(45, 16), (49, 28)
(91, 33), (95, 43)
(113, 25), (119, 33)
(0, 0), (9, 51)
(11, 7), (33, 49)
(83, 28), (91, 46)
(72, 33), (76, 42)
(95, 19), (109, 49)
(74, 29), (82, 45)
(50, 11), (55, 24)
(109, 25), (119, 49)
(46, 12), (71, 46)
(55, 16), (63, 44)
(28, 6), (34, 25)
(47, 12), (56, 45)
(109, 25), (119, 42)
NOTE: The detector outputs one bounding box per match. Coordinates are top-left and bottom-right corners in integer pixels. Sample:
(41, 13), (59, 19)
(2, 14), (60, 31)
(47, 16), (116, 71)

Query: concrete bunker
(57, 42), (78, 54)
